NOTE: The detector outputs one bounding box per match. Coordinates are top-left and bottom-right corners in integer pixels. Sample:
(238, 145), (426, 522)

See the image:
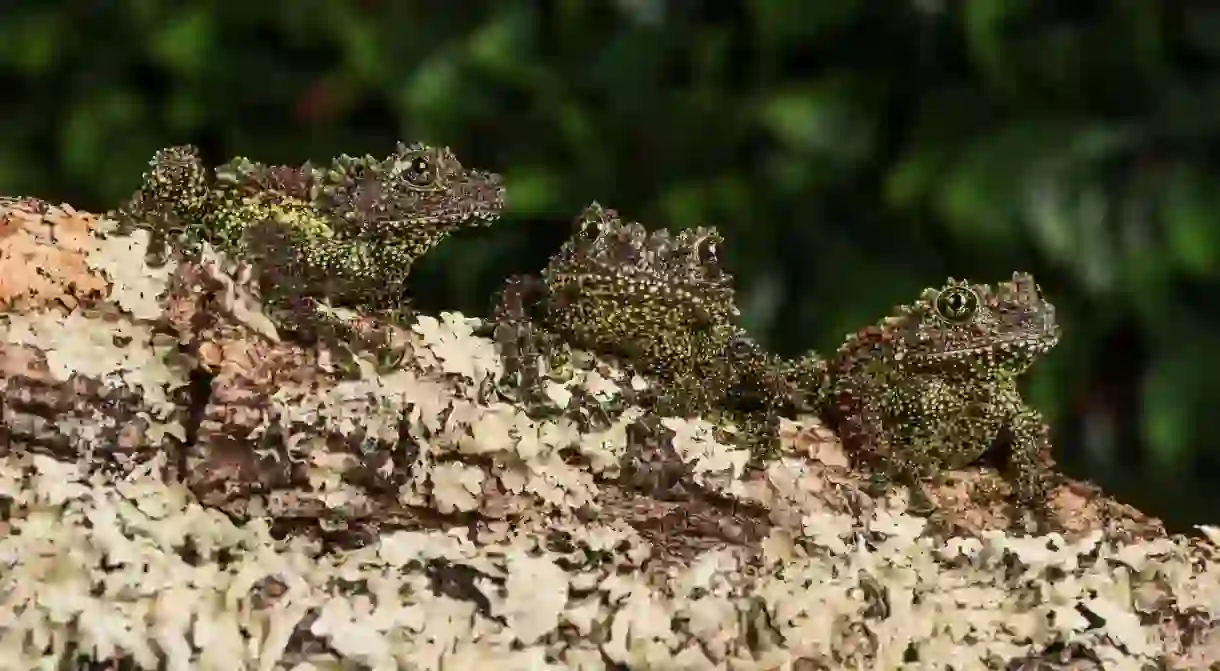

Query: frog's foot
(487, 275), (559, 406)
(1004, 478), (1062, 535)
(267, 295), (411, 377)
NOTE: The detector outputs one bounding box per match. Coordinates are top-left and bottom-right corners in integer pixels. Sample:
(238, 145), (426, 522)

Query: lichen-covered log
(0, 198), (191, 478)
(1, 197), (1218, 669)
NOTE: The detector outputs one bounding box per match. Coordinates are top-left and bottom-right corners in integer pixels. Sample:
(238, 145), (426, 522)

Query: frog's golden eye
(401, 153), (440, 189)
(934, 285), (979, 324)
(726, 334), (757, 360)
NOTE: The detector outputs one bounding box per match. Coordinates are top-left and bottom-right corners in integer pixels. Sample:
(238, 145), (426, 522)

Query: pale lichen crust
(0, 198), (190, 477)
(825, 271), (1062, 529)
(3, 198), (1217, 669)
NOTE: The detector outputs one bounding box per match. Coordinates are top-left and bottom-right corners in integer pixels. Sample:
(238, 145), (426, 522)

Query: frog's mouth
(913, 330), (1061, 364)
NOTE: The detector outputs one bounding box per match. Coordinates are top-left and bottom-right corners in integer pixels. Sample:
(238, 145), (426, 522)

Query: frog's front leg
(998, 393), (1059, 532)
(236, 223), (412, 371)
(487, 274), (564, 405)
(885, 423), (959, 517)
(928, 380), (1058, 532)
(830, 375), (933, 507)
(887, 376), (1007, 521)
(652, 362), (712, 418)
(257, 293), (408, 376)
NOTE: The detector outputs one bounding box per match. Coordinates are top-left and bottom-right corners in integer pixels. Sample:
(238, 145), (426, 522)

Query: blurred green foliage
(3, 0), (1218, 528)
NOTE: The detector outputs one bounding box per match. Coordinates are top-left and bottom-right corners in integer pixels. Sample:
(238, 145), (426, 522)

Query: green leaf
(1023, 177), (1118, 293)
(658, 183), (714, 228)
(58, 92), (150, 200)
(0, 10), (61, 75)
(165, 86), (208, 130)
(937, 120), (1137, 248)
(0, 146), (43, 196)
(335, 9), (384, 84)
(396, 53), (462, 117)
(1162, 166), (1220, 277)
(500, 167), (561, 216)
(886, 145), (952, 209)
(963, 0), (1020, 93)
(748, 0), (864, 47)
(1141, 344), (1204, 469)
(148, 8), (215, 76)
(465, 6), (539, 83)
(756, 81), (877, 172)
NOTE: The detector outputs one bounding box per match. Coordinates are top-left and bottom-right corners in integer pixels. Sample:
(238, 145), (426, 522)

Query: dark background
(3, 1), (1218, 531)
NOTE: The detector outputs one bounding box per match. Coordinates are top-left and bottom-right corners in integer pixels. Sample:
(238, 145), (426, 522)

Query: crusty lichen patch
(0, 198), (190, 472)
(0, 199), (109, 312)
(2, 310), (181, 412)
(0, 197), (173, 317)
(1, 199), (1218, 669)
(1, 447), (1217, 669)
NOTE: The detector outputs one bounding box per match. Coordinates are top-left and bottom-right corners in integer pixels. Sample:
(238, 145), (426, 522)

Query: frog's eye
(400, 152), (440, 189)
(934, 285), (979, 324)
(727, 337), (751, 357)
(725, 334), (761, 363)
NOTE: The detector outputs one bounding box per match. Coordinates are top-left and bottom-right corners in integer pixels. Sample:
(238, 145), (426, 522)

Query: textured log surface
(1, 197), (1216, 669)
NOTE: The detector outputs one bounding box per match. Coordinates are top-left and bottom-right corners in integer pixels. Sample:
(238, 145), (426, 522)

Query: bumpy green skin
(824, 272), (1061, 525)
(119, 142), (1060, 524)
(116, 143), (505, 334)
(542, 202), (739, 413)
(502, 205), (1059, 524)
(501, 202), (817, 437)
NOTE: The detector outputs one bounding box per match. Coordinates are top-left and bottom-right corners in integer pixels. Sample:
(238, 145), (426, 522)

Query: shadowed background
(3, 1), (1218, 530)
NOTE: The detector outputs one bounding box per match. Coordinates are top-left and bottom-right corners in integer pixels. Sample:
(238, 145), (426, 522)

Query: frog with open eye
(823, 272), (1062, 529)
(490, 203), (818, 439)
(115, 142), (506, 347)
